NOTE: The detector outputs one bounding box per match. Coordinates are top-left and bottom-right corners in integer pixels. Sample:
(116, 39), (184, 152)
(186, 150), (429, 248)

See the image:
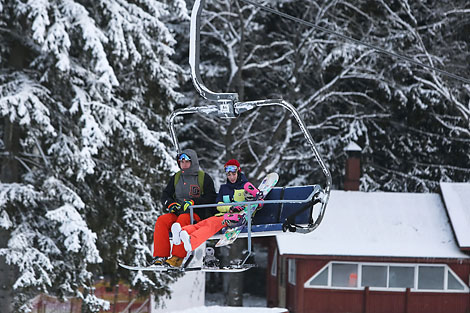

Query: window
(304, 261), (468, 293)
(288, 259), (296, 285)
(418, 266), (444, 290)
(448, 271), (465, 290)
(271, 249), (277, 276)
(309, 267), (328, 287)
(279, 258), (286, 287)
(389, 266), (414, 288)
(332, 263), (358, 287)
(362, 265), (387, 287)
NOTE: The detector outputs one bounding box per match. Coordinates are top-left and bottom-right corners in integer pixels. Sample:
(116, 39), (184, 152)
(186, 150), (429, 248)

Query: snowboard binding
(203, 247), (220, 268)
(223, 206), (246, 228)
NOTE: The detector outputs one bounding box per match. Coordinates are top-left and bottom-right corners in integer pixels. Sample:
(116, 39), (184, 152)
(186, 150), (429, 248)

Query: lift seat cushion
(245, 185), (317, 233)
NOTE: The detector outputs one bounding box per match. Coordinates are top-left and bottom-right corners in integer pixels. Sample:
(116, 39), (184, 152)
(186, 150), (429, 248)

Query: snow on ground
(153, 271), (204, 312)
(205, 292), (267, 307)
(154, 263), (286, 312)
(170, 306), (287, 313)
(162, 290), (286, 312)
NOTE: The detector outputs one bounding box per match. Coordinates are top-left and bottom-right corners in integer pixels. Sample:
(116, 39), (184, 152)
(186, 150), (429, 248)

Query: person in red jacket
(152, 149), (216, 267)
(169, 159), (254, 262)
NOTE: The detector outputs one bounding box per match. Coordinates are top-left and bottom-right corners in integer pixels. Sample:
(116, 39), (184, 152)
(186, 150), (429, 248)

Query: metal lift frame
(168, 0), (332, 266)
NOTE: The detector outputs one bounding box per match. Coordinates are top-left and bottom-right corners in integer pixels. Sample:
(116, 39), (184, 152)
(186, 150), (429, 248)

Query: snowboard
(215, 172), (278, 247)
(119, 263), (255, 273)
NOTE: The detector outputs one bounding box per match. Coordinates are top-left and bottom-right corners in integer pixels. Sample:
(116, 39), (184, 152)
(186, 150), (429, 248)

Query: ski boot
(150, 256), (167, 266)
(165, 256), (184, 268)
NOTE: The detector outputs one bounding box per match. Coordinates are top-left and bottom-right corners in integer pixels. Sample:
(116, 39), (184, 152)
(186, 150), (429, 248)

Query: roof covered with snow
(276, 190), (469, 259)
(344, 141), (362, 152)
(440, 182), (470, 249)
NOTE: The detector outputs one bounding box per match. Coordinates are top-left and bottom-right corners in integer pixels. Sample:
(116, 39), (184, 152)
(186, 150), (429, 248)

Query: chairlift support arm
(171, 0), (332, 266)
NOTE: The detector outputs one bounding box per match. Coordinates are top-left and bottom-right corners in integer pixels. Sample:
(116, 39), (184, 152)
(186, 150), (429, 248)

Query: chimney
(344, 141), (362, 191)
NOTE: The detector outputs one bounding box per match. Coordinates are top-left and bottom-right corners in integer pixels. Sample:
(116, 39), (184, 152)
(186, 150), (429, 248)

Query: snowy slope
(277, 190), (469, 259)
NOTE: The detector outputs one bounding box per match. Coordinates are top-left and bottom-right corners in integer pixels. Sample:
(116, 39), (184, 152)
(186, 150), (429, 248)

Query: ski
(215, 172), (278, 247)
(119, 263), (255, 272)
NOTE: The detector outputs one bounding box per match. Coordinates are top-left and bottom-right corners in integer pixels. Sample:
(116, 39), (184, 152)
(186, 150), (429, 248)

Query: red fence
(298, 288), (470, 313)
(31, 279), (150, 313)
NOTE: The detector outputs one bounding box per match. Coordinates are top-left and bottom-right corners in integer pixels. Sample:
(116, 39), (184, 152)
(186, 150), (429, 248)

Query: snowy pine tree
(0, 0), (187, 311)
(176, 0), (470, 192)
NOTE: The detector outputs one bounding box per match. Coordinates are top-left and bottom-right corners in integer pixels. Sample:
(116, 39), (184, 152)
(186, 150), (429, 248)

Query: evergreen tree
(0, 0), (187, 311)
(176, 0), (470, 192)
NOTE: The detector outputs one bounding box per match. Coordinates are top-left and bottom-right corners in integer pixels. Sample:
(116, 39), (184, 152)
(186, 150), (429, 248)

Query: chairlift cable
(238, 0), (470, 85)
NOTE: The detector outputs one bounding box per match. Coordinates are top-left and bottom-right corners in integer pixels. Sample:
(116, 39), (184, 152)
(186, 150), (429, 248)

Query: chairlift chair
(168, 0), (332, 266)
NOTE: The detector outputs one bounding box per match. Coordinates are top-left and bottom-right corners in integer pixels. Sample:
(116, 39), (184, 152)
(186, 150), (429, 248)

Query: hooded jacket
(216, 172), (249, 203)
(160, 149), (217, 219)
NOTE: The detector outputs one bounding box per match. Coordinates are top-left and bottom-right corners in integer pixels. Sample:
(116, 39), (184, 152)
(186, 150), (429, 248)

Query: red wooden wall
(266, 247), (470, 313)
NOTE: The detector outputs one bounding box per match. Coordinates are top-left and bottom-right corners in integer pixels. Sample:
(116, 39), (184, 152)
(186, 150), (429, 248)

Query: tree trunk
(225, 2), (248, 306)
(1, 120), (20, 182)
(226, 239), (247, 306)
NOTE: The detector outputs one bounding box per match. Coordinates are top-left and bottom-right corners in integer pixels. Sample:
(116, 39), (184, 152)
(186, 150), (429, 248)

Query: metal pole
(189, 0), (238, 102)
(168, 105), (220, 152)
(242, 205), (253, 266)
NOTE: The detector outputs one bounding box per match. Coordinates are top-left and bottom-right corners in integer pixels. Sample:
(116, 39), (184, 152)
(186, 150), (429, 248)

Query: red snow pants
(153, 212), (201, 258)
(182, 216), (226, 251)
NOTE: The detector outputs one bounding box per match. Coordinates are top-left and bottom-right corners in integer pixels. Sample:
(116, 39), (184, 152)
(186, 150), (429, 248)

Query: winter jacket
(216, 172), (249, 203)
(161, 149), (217, 219)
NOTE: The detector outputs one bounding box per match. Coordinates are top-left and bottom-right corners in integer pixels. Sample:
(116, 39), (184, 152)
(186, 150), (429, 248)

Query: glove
(181, 200), (194, 213)
(216, 202), (231, 215)
(169, 200), (194, 215)
(168, 202), (181, 214)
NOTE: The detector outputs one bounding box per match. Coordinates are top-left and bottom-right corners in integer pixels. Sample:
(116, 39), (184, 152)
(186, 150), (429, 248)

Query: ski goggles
(178, 153), (191, 161)
(225, 165), (238, 173)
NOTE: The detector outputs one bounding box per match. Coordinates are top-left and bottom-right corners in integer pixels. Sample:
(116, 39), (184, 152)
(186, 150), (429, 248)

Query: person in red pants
(152, 149), (216, 267)
(169, 159), (254, 261)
